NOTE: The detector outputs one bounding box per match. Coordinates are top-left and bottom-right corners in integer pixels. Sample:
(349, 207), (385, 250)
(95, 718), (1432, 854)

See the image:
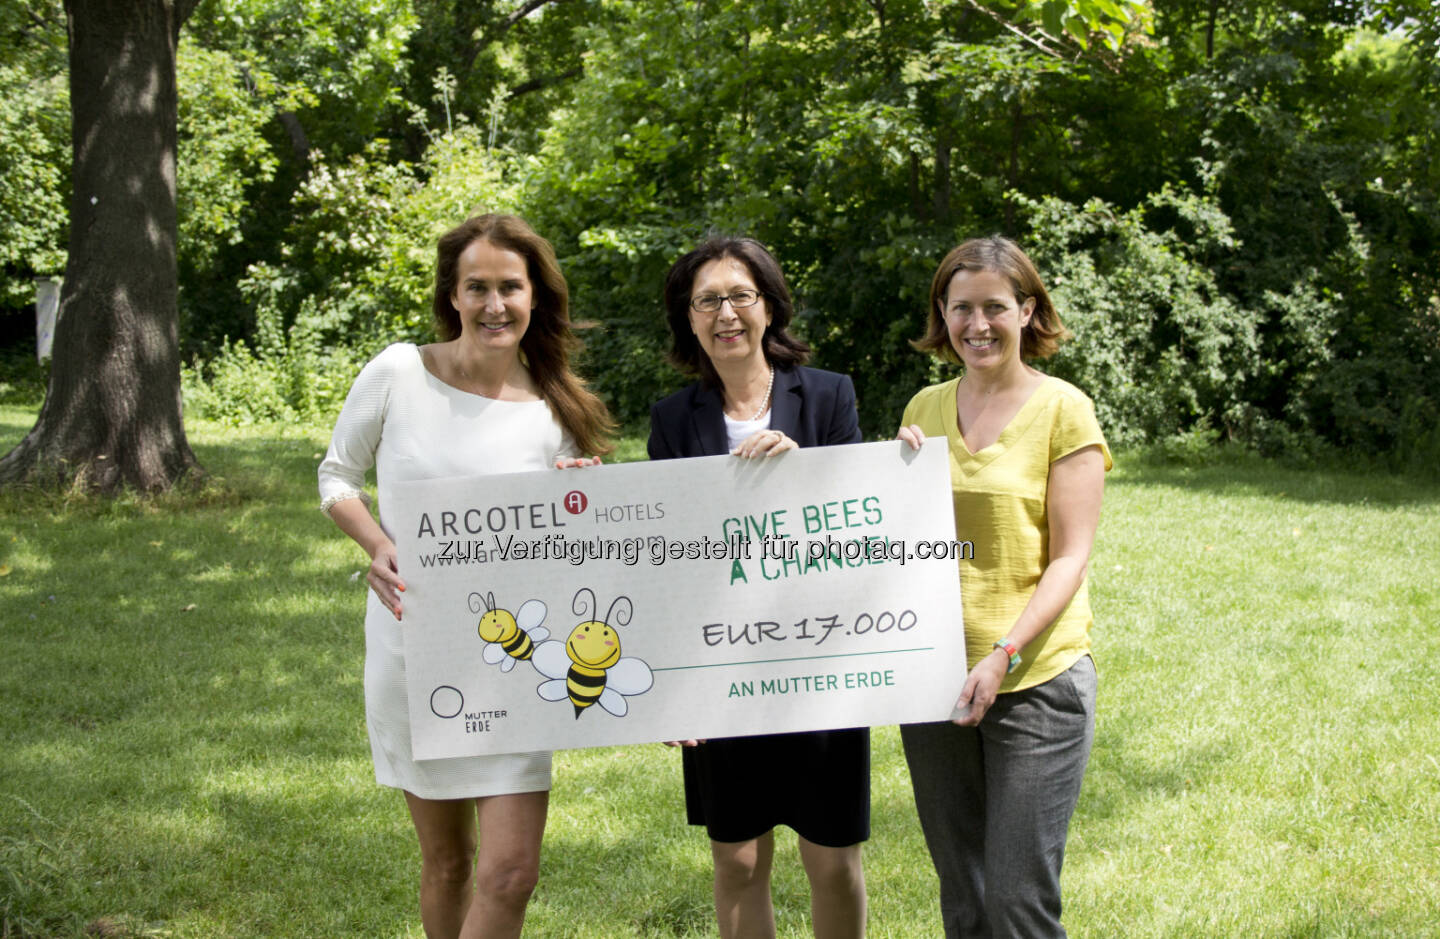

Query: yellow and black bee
(469, 591), (548, 673)
(534, 588), (652, 718)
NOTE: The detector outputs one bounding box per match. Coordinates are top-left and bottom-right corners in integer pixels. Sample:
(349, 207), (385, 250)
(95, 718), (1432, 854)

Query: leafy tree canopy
(4, 0), (1436, 471)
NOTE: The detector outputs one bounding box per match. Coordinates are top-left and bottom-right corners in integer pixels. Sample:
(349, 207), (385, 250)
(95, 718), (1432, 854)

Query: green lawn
(2, 405), (1438, 937)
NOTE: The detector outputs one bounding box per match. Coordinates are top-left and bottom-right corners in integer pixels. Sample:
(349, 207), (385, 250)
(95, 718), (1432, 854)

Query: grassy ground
(2, 405), (1438, 937)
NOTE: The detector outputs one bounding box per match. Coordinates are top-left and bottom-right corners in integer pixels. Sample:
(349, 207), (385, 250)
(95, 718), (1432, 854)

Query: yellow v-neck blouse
(902, 375), (1113, 693)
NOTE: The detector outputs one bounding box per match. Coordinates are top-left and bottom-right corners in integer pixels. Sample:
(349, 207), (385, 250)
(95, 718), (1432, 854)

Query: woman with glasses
(648, 236), (869, 939)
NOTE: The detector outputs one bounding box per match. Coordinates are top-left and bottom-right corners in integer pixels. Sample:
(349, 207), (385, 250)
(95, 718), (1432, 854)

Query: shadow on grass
(544, 826), (714, 936)
(0, 404), (36, 450)
(1082, 723), (1237, 821)
(0, 579), (418, 934)
(0, 414), (405, 933)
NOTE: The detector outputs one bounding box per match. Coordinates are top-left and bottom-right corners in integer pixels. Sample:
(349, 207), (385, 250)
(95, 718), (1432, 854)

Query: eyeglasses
(690, 290), (761, 314)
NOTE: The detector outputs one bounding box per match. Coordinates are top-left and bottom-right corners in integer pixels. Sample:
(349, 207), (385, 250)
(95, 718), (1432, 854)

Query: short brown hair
(432, 213), (613, 455)
(663, 236), (809, 385)
(913, 235), (1071, 363)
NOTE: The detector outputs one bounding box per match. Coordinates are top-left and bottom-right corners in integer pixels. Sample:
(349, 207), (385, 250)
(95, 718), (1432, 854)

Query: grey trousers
(901, 655), (1096, 939)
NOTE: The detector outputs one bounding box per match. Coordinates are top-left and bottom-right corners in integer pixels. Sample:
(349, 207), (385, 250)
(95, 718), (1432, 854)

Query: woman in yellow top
(897, 236), (1111, 939)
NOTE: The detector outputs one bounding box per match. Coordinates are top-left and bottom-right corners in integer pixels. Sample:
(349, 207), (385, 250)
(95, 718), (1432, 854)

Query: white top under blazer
(318, 342), (575, 798)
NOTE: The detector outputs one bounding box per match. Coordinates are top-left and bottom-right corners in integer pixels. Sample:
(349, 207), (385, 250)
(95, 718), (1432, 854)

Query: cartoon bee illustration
(469, 591), (549, 673)
(533, 588), (653, 718)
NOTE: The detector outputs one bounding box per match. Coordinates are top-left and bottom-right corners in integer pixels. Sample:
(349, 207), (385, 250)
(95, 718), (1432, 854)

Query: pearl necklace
(748, 366), (775, 421)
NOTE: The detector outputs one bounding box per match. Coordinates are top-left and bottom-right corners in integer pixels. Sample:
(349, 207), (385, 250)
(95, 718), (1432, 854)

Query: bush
(1019, 187), (1254, 447)
(0, 62), (68, 312)
(182, 298), (368, 425)
(184, 126), (525, 426)
(0, 346), (47, 406)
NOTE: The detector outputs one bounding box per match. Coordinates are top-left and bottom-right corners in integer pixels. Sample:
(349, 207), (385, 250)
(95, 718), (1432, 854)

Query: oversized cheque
(390, 440), (966, 759)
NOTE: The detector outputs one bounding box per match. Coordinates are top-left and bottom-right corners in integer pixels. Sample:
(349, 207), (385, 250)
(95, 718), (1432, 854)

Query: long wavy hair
(913, 235), (1071, 364)
(433, 214), (613, 456)
(662, 236), (810, 387)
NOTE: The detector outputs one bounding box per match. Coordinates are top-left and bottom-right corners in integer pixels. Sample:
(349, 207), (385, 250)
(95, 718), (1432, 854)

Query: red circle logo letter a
(564, 490), (588, 515)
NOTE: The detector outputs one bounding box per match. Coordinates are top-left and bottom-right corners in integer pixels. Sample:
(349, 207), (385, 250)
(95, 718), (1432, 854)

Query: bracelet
(993, 638), (1022, 674)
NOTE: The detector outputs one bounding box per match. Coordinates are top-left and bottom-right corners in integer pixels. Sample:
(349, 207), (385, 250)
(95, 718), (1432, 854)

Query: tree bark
(1005, 94), (1023, 233)
(277, 110), (312, 165)
(1206, 0), (1218, 59)
(0, 0), (202, 492)
(507, 65), (584, 99)
(465, 0), (571, 78)
(933, 125), (952, 221)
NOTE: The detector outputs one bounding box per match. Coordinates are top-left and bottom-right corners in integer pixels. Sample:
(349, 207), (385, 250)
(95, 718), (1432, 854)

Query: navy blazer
(648, 365), (862, 459)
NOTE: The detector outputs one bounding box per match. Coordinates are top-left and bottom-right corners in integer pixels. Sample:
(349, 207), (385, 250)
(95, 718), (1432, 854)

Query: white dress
(318, 342), (575, 799)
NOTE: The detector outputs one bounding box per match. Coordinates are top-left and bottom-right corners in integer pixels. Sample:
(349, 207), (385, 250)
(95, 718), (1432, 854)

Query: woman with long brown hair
(319, 213), (611, 938)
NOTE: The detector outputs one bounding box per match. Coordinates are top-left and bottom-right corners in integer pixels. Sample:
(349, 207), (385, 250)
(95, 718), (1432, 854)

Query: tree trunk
(933, 125), (952, 221)
(0, 0), (202, 493)
(1206, 0), (1218, 60)
(1005, 94), (1023, 233)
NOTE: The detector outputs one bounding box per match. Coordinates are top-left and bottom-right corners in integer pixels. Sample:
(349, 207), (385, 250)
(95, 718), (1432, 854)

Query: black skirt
(682, 727), (870, 847)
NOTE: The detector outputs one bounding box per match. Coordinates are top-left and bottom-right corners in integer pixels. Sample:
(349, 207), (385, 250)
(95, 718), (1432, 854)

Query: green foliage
(1177, 17), (1440, 460)
(0, 57), (67, 308)
(4, 0), (1437, 461)
(174, 41), (289, 356)
(176, 47), (282, 272)
(0, 798), (81, 937)
(529, 3), (897, 421)
(263, 126), (524, 343)
(527, 1), (1159, 433)
(181, 299), (367, 426)
(1019, 186), (1252, 445)
(184, 126), (525, 425)
(173, 0), (419, 353)
(404, 0), (604, 154)
(185, 0), (417, 152)
(1153, 420), (1223, 465)
(263, 142), (420, 341)
(521, 0), (1437, 459)
(0, 345), (46, 406)
(373, 130), (529, 335)
(1008, 0), (1152, 52)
